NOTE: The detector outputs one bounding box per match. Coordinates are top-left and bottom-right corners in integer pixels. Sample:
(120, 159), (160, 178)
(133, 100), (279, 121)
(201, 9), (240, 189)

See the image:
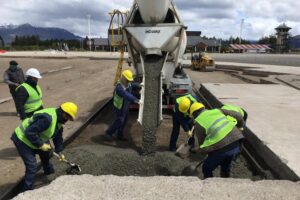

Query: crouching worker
(169, 94), (198, 151)
(189, 102), (244, 178)
(105, 69), (140, 141)
(11, 102), (78, 191)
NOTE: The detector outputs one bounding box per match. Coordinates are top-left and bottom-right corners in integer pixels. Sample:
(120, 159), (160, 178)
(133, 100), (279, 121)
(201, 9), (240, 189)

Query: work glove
(238, 127), (244, 131)
(187, 130), (194, 138)
(137, 100), (143, 106)
(39, 143), (51, 152)
(139, 83), (144, 87)
(58, 153), (66, 162)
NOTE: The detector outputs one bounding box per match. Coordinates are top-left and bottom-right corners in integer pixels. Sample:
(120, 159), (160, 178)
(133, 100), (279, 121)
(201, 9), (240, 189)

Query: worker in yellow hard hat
(105, 69), (141, 141)
(11, 102), (78, 191)
(189, 102), (245, 178)
(169, 94), (199, 151)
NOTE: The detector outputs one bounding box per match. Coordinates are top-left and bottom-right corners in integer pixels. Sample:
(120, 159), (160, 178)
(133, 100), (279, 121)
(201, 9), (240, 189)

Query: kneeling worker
(11, 102), (78, 191)
(105, 69), (140, 141)
(189, 102), (244, 178)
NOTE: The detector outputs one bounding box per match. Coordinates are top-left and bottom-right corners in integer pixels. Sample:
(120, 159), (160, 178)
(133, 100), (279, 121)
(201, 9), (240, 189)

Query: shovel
(175, 126), (195, 157)
(181, 154), (207, 176)
(52, 151), (82, 174)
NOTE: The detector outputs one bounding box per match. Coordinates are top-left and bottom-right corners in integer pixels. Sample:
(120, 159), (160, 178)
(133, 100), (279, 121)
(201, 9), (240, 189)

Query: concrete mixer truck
(123, 0), (192, 154)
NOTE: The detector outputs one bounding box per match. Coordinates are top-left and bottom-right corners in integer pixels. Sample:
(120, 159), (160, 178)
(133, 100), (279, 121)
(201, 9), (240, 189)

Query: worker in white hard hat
(105, 69), (141, 141)
(15, 68), (44, 120)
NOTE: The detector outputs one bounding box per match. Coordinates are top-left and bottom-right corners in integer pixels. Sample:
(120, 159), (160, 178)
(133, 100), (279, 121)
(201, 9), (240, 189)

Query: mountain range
(0, 24), (81, 44)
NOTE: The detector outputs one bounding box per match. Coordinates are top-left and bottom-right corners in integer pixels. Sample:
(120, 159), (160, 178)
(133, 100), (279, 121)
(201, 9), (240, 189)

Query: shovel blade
(175, 143), (190, 158)
(66, 163), (81, 174)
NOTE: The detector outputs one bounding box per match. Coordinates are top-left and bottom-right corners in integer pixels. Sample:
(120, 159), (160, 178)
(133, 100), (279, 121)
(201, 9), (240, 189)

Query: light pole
(87, 14), (91, 51)
(239, 18), (244, 44)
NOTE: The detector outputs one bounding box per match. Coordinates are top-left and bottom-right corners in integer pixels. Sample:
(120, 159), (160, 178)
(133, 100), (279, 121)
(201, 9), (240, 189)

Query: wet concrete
(45, 144), (266, 182)
(141, 55), (166, 155)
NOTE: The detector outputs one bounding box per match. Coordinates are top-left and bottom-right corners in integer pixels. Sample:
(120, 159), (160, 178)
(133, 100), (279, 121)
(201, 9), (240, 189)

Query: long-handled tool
(181, 154), (207, 176)
(175, 126), (195, 157)
(52, 151), (82, 174)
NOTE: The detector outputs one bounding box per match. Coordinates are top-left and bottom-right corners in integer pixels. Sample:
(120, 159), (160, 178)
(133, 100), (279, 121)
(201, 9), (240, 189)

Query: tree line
(7, 35), (91, 51)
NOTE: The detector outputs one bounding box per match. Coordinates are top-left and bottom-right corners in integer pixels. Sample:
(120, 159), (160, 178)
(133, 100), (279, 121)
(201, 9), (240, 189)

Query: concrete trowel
(52, 152), (82, 174)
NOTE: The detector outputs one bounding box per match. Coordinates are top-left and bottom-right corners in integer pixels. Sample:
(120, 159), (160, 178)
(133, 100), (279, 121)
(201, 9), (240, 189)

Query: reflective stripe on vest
(174, 94), (197, 116)
(15, 108), (57, 149)
(16, 83), (43, 113)
(195, 109), (237, 148)
(221, 104), (244, 117)
(113, 81), (131, 110)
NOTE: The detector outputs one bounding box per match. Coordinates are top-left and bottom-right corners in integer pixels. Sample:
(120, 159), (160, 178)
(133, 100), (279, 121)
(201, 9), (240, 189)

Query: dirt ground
(0, 54), (247, 195)
(0, 56), (118, 195)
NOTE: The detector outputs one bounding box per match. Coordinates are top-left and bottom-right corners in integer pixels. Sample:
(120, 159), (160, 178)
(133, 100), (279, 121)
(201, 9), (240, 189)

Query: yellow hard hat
(122, 70), (133, 81)
(189, 102), (205, 118)
(178, 97), (191, 113)
(61, 102), (78, 121)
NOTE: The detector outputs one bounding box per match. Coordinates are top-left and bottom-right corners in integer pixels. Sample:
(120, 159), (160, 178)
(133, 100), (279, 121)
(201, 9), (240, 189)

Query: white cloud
(0, 0), (299, 40)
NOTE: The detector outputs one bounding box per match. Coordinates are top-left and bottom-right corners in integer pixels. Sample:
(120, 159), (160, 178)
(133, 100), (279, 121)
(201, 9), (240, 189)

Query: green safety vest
(15, 108), (57, 149)
(195, 109), (237, 149)
(174, 94), (198, 117)
(113, 81), (131, 110)
(221, 104), (244, 117)
(16, 83), (43, 113)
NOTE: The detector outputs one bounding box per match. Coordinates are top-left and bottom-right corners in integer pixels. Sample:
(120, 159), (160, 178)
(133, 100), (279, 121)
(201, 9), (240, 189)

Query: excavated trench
(30, 102), (273, 189)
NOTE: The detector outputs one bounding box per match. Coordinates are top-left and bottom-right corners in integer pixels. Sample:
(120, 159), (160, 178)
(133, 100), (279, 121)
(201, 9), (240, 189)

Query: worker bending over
(105, 69), (140, 141)
(221, 104), (248, 123)
(11, 102), (78, 191)
(169, 94), (198, 151)
(15, 68), (43, 120)
(189, 102), (244, 178)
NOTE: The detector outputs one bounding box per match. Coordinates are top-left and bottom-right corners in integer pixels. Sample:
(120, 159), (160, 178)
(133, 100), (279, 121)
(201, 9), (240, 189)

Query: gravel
(14, 175), (300, 200)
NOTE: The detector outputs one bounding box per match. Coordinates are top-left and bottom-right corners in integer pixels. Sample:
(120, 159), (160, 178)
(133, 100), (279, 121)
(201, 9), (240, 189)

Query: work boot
(220, 171), (230, 178)
(104, 134), (114, 141)
(44, 168), (55, 175)
(117, 136), (128, 141)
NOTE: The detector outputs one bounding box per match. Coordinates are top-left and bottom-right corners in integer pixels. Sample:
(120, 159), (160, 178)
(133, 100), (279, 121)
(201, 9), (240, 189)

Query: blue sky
(0, 0), (299, 40)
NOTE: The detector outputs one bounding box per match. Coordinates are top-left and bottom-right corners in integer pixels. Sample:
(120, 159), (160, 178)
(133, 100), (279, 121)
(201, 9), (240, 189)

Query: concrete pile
(46, 145), (263, 181)
(14, 175), (300, 200)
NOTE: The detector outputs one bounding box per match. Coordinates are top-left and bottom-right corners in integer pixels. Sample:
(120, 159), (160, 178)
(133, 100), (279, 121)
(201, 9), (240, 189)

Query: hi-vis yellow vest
(221, 104), (244, 117)
(195, 109), (237, 148)
(113, 81), (131, 110)
(16, 83), (43, 113)
(174, 94), (197, 117)
(15, 108), (57, 149)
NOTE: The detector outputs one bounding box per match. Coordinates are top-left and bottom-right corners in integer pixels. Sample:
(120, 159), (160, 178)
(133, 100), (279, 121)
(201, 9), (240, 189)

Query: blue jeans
(202, 143), (240, 178)
(106, 108), (128, 138)
(11, 134), (54, 191)
(169, 113), (193, 151)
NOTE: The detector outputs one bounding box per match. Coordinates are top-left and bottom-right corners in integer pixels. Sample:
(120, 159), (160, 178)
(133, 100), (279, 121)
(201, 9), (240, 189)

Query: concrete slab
(13, 175), (300, 200)
(200, 83), (300, 180)
(276, 75), (300, 90)
(216, 62), (300, 75)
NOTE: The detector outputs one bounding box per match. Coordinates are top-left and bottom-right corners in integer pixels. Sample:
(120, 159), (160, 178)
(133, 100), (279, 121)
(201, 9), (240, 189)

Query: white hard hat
(26, 68), (42, 79)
